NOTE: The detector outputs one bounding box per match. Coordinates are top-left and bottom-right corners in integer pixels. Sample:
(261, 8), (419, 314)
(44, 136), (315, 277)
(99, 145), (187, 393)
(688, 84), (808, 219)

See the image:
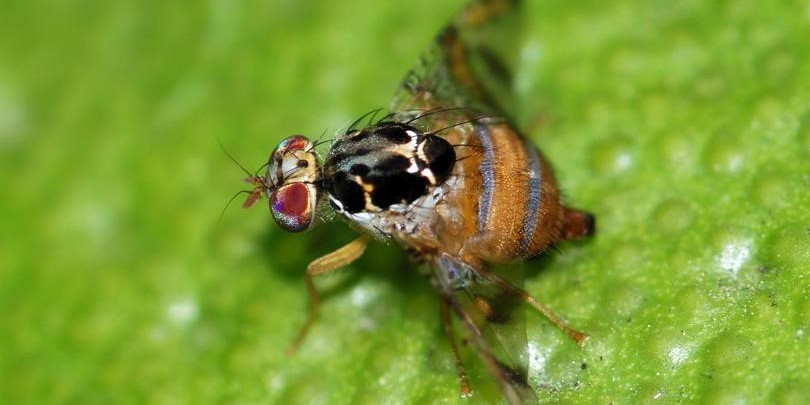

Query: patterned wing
(391, 2), (536, 404)
(391, 0), (523, 117)
(434, 254), (537, 405)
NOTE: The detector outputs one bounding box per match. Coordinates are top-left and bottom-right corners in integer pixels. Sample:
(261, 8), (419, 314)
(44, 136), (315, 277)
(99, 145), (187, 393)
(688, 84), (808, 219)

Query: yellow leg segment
(286, 235), (370, 355)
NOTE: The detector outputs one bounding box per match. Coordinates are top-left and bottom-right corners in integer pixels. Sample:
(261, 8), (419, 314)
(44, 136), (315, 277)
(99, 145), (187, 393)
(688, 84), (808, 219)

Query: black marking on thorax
(323, 122), (456, 214)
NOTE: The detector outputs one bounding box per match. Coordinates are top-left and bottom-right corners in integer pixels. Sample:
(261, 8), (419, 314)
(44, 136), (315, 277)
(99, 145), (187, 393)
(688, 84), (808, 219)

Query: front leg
(286, 235), (370, 355)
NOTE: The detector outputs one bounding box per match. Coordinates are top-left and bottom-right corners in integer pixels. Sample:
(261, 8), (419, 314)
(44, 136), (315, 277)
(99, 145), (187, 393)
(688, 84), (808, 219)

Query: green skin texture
(1, 0), (809, 404)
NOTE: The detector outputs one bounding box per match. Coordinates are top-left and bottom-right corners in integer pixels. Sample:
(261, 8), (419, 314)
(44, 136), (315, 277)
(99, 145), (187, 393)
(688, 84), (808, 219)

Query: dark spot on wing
(485, 291), (521, 324)
(485, 307), (511, 324)
(479, 45), (513, 89)
(498, 361), (529, 387)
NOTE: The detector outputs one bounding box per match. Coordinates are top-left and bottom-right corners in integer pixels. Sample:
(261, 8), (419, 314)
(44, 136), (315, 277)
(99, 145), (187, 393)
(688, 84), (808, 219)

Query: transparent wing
(461, 261), (529, 378)
(433, 254), (537, 405)
(391, 0), (523, 117)
(398, 2), (536, 403)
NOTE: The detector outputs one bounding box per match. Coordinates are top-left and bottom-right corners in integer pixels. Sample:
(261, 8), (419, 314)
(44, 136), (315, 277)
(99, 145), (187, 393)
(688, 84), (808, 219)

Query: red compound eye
(269, 182), (317, 232)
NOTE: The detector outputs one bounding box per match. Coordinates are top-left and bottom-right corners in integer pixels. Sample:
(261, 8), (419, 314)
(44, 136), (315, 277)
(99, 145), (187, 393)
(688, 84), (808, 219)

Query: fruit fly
(239, 0), (594, 403)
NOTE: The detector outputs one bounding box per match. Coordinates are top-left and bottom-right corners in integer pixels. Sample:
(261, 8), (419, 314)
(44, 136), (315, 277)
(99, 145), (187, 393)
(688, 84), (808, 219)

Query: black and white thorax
(320, 120), (457, 243)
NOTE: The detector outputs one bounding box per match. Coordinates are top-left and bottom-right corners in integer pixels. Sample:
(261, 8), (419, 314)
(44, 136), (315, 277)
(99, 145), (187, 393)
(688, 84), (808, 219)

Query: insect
(238, 0), (594, 403)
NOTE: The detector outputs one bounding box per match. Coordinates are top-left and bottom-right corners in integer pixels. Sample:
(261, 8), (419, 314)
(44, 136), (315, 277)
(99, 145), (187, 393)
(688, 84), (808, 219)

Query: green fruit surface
(1, 1), (808, 404)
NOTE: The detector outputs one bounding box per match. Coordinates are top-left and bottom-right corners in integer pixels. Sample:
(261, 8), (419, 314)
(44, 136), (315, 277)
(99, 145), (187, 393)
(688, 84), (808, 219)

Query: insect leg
(474, 264), (589, 347)
(439, 297), (473, 398)
(287, 235), (370, 355)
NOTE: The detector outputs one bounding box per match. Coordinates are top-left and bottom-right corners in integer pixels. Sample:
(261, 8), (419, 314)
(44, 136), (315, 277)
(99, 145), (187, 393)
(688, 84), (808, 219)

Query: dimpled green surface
(1, 0), (808, 404)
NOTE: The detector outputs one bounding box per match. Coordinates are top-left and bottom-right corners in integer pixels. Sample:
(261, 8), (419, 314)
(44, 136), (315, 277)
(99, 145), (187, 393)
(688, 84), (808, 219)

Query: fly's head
(244, 135), (321, 232)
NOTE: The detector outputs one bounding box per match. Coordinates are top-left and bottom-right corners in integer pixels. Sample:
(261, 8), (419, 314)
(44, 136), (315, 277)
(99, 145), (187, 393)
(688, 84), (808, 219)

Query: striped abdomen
(438, 120), (593, 263)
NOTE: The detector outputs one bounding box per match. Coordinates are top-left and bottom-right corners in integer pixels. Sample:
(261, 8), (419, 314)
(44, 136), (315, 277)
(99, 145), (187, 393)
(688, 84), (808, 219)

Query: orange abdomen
(438, 121), (592, 263)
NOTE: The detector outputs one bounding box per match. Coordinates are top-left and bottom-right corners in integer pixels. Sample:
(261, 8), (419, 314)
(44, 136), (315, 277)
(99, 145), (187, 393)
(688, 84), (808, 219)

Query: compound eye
(269, 182), (317, 232)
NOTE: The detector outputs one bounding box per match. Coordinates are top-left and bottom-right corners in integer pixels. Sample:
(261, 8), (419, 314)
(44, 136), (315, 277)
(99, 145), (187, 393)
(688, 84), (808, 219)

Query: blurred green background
(1, 0), (809, 404)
